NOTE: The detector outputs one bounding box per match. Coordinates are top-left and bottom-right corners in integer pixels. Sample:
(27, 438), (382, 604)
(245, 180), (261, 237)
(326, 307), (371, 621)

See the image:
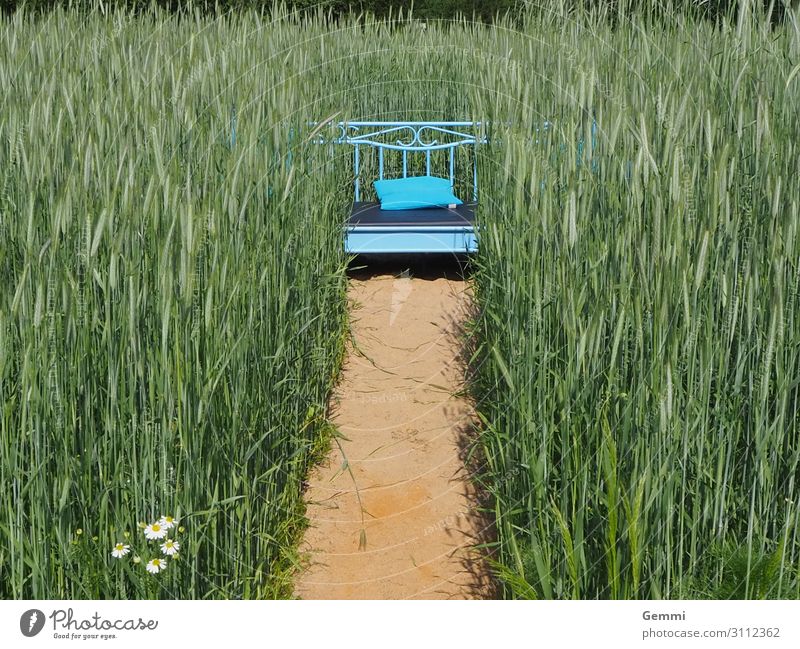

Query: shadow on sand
(347, 253), (474, 282)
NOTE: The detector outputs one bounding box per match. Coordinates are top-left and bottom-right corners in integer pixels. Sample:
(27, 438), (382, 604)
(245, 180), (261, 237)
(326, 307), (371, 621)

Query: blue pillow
(373, 175), (463, 211)
(374, 175), (451, 195)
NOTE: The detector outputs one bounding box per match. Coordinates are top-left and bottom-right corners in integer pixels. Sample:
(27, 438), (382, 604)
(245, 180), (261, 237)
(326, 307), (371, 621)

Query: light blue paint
(345, 227), (478, 254)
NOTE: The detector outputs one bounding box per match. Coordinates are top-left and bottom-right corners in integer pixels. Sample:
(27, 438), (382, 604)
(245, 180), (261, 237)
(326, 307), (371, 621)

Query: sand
(294, 260), (493, 599)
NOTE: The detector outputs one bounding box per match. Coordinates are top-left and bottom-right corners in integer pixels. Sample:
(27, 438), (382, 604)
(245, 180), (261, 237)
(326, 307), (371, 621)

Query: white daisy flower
(145, 558), (167, 574)
(111, 542), (130, 559)
(159, 515), (178, 529)
(144, 522), (167, 540)
(160, 539), (180, 556)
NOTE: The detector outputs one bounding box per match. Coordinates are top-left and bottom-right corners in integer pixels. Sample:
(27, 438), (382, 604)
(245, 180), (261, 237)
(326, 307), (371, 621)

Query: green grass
(1, 1), (797, 599)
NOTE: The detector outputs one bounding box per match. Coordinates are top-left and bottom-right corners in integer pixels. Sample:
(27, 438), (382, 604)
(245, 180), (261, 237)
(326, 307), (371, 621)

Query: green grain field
(0, 2), (797, 599)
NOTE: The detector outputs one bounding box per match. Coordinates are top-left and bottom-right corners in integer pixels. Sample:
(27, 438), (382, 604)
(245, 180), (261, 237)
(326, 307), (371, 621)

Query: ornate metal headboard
(331, 121), (485, 202)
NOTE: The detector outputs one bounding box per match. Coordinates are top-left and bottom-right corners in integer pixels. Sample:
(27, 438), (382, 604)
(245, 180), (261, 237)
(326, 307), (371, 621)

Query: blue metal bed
(332, 121), (484, 254)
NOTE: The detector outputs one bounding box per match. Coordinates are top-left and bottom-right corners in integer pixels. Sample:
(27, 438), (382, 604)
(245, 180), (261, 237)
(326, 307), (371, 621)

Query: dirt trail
(295, 262), (492, 599)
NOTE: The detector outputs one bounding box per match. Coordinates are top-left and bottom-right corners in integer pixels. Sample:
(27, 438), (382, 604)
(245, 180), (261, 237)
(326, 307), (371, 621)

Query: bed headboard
(332, 121), (485, 202)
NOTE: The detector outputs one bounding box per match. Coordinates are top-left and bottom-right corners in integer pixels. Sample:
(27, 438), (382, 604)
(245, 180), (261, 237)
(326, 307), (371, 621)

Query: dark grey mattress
(348, 201), (476, 227)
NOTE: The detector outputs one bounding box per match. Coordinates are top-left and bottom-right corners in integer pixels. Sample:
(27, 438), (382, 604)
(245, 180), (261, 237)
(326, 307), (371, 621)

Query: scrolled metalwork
(312, 121), (485, 202)
(336, 121), (483, 151)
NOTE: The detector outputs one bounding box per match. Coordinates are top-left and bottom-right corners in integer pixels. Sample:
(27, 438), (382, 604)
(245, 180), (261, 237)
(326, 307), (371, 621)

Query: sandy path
(294, 263), (492, 599)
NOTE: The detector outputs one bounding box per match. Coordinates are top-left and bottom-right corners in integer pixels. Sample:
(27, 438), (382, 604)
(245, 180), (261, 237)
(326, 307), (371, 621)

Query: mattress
(348, 201), (476, 227)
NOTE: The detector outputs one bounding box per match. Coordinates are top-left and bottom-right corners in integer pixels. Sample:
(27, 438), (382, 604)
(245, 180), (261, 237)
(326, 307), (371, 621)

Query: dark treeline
(0, 0), (521, 19)
(0, 0), (797, 23)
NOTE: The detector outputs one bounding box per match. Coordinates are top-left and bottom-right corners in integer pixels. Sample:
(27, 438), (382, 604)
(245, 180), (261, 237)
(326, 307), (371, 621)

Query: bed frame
(333, 121), (484, 254)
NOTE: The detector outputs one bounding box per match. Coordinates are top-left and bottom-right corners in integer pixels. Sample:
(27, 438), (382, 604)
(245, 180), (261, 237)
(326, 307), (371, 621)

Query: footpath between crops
(295, 260), (493, 599)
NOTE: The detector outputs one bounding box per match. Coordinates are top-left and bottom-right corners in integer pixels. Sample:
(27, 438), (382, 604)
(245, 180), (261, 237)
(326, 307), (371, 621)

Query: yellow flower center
(115, 544), (124, 550)
(151, 524), (161, 532)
